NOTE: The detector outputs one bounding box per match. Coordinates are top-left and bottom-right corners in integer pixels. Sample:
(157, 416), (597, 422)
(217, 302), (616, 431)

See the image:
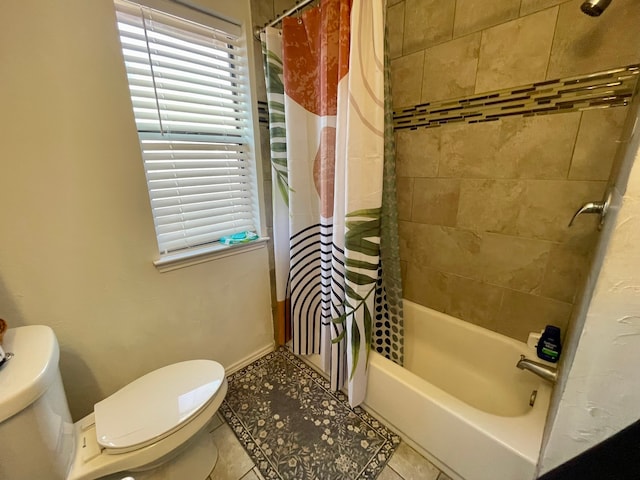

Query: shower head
(580, 0), (612, 16)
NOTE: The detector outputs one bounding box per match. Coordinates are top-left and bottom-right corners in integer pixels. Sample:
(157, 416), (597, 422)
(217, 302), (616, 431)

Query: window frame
(113, 0), (266, 272)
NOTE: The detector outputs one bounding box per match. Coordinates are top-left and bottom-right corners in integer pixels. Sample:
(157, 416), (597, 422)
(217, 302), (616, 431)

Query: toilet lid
(94, 360), (224, 451)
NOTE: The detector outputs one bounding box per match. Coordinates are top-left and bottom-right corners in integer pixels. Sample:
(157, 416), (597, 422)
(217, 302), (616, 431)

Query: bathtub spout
(516, 355), (557, 383)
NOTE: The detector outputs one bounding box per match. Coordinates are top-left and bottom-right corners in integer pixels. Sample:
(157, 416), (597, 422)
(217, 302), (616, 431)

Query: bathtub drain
(530, 389), (538, 407)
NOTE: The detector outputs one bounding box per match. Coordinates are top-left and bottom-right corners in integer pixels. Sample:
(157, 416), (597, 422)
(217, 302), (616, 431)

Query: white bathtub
(364, 300), (552, 480)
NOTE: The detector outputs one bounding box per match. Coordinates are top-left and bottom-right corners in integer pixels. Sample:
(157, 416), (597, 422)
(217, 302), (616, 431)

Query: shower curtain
(262, 0), (403, 407)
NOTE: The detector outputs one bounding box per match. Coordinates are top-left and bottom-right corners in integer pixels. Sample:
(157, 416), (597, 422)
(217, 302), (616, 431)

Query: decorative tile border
(257, 100), (269, 125)
(393, 64), (639, 131)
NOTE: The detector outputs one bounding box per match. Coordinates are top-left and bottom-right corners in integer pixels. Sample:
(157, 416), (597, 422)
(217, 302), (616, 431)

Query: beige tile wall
(391, 0), (640, 103)
(389, 0), (640, 340)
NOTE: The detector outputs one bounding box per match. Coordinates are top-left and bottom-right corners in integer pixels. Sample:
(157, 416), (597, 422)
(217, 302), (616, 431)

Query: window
(114, 0), (260, 259)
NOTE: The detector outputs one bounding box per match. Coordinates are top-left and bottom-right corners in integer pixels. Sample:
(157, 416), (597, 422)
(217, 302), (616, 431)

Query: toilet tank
(0, 325), (75, 480)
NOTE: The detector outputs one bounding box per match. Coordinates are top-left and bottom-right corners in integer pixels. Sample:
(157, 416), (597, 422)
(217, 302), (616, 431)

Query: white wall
(538, 94), (640, 473)
(0, 0), (273, 419)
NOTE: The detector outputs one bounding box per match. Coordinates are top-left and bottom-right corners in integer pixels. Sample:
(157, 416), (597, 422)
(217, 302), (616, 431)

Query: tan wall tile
(400, 259), (408, 287)
(404, 263), (451, 312)
(569, 107), (629, 181)
(547, 0), (640, 79)
(516, 180), (607, 242)
(388, 0), (404, 6)
(475, 8), (557, 93)
(398, 220), (415, 262)
(387, 2), (405, 59)
(457, 179), (524, 235)
(478, 233), (551, 292)
(421, 33), (481, 103)
(496, 290), (572, 341)
(439, 113), (581, 179)
(403, 0), (455, 54)
(411, 178), (461, 226)
(440, 113), (581, 179)
(404, 265), (505, 332)
(391, 51), (425, 108)
(537, 242), (593, 303)
(447, 275), (505, 330)
(396, 128), (440, 177)
(397, 176), (414, 221)
(439, 121), (504, 177)
(410, 223), (482, 278)
(453, 0), (520, 37)
(520, 0), (571, 16)
(561, 228), (599, 257)
(498, 112), (581, 179)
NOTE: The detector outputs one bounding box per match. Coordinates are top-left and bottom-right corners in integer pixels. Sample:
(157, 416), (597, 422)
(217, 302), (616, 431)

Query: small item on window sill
(219, 231), (259, 245)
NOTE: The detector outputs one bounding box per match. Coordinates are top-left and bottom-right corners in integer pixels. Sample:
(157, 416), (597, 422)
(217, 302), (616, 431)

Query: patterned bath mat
(220, 347), (400, 480)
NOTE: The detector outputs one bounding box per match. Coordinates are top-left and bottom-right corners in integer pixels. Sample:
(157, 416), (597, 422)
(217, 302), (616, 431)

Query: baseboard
(225, 342), (275, 376)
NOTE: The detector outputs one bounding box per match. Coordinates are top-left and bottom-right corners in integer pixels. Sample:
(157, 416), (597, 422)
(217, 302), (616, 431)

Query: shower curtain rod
(253, 0), (316, 38)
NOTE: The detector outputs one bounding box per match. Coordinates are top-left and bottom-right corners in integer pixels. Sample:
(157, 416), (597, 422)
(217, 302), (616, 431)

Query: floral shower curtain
(262, 0), (403, 407)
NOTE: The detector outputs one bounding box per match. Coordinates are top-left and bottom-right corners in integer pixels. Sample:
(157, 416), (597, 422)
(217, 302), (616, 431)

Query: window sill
(153, 237), (269, 273)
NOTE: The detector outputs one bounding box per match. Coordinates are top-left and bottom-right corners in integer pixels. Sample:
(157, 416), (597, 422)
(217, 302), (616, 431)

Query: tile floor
(207, 412), (453, 480)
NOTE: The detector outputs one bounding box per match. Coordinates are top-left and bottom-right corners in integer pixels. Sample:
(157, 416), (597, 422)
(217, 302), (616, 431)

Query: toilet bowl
(0, 325), (227, 480)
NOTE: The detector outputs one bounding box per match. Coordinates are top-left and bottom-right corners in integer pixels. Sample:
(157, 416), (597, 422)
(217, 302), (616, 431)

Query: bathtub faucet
(516, 355), (558, 383)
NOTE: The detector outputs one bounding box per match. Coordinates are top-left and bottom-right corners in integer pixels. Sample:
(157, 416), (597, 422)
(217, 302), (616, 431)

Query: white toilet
(0, 325), (228, 480)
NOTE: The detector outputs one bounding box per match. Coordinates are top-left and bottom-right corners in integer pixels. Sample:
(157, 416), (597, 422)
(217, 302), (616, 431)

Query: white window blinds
(114, 0), (258, 255)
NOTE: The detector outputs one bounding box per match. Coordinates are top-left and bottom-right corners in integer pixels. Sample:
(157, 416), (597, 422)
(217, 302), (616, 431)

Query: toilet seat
(94, 360), (225, 454)
(67, 377), (228, 480)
